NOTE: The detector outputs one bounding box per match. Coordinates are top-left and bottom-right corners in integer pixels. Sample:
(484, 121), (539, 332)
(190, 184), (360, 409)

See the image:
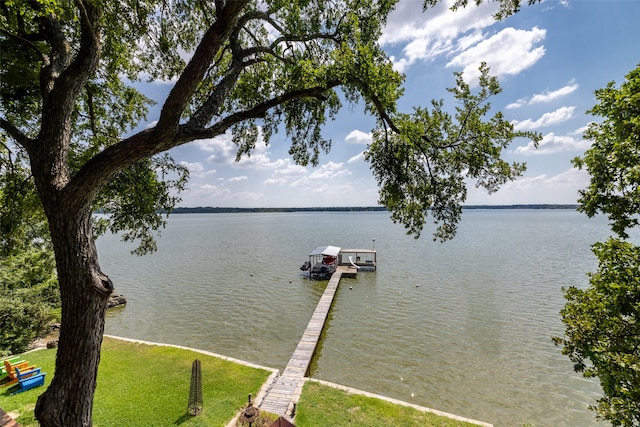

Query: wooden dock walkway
(0, 407), (19, 427)
(259, 266), (357, 417)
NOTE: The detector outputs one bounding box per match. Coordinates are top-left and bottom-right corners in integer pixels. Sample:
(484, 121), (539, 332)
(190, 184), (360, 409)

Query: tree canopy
(555, 64), (640, 427)
(1, 1), (540, 425)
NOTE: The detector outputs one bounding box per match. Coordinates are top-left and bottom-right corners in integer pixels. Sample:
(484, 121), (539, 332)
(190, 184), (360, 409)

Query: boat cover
(308, 245), (341, 257)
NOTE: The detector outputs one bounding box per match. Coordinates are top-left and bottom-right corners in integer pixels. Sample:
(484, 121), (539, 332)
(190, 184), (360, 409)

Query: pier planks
(259, 266), (356, 417)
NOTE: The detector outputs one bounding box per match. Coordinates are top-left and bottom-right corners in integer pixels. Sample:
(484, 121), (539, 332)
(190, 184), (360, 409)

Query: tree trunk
(35, 207), (112, 427)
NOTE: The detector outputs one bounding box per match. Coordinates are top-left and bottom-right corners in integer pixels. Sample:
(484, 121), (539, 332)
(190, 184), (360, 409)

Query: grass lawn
(2, 338), (490, 426)
(0, 337), (272, 427)
(295, 381), (483, 427)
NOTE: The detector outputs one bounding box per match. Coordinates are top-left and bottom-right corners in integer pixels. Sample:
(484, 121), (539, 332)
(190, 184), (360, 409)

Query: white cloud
(228, 175), (248, 183)
(382, 0), (499, 72)
(507, 81), (579, 109)
(196, 132), (237, 164)
(506, 99), (526, 110)
(504, 168), (587, 193)
(345, 130), (373, 144)
(181, 161), (203, 173)
(512, 106), (576, 130)
(514, 132), (591, 155)
(570, 124), (591, 137)
(264, 177), (288, 185)
(382, 0), (498, 45)
(180, 161), (216, 177)
(308, 161), (351, 180)
(309, 182), (355, 195)
(447, 27), (546, 84)
(263, 161), (307, 185)
(348, 152), (366, 164)
(272, 162), (307, 177)
(194, 130), (293, 170)
(195, 184), (232, 198)
(530, 81), (579, 104)
(290, 161), (352, 187)
(466, 167), (589, 205)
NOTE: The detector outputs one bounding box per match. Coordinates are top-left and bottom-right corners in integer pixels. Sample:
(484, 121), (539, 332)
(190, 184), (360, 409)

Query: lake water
(98, 210), (612, 426)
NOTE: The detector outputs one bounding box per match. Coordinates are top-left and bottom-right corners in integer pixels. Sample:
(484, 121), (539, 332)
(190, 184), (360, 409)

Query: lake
(98, 209), (611, 426)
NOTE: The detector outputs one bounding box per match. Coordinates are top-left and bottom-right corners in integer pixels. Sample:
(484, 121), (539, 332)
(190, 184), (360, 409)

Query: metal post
(188, 359), (203, 416)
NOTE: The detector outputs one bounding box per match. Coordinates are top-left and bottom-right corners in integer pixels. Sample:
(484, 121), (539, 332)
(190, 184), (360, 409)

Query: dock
(259, 266), (357, 417)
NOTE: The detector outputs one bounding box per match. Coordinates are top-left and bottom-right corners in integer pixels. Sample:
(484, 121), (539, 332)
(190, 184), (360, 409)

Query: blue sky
(146, 0), (640, 208)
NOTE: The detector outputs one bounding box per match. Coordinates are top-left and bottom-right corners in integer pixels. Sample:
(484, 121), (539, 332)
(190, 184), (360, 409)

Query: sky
(144, 0), (640, 208)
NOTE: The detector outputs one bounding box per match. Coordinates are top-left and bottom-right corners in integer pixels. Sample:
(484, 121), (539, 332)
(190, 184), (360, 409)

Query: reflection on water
(100, 210), (609, 426)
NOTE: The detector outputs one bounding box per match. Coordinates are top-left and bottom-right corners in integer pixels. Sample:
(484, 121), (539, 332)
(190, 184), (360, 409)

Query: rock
(108, 294), (127, 308)
(47, 340), (59, 349)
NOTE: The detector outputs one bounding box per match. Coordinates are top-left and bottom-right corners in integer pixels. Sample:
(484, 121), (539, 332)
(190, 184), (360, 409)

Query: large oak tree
(1, 0), (539, 425)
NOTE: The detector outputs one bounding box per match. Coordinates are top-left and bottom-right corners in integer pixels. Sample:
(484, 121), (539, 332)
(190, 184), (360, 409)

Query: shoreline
(27, 333), (492, 426)
(104, 335), (493, 427)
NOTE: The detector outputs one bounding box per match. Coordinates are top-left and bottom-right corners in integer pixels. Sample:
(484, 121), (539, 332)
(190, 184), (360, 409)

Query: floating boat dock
(302, 245), (377, 279)
(259, 265), (358, 416)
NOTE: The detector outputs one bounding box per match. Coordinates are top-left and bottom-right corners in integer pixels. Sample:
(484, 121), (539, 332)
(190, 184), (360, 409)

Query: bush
(0, 298), (50, 355)
(0, 246), (59, 355)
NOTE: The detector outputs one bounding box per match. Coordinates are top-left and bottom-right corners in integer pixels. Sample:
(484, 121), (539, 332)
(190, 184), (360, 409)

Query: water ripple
(100, 210), (609, 426)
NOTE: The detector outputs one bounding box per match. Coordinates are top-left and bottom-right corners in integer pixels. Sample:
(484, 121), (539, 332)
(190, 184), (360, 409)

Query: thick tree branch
(154, 0), (249, 141)
(32, 0), (102, 196)
(0, 118), (35, 151)
(186, 61), (244, 129)
(0, 27), (47, 63)
(66, 81), (344, 210)
(198, 82), (343, 139)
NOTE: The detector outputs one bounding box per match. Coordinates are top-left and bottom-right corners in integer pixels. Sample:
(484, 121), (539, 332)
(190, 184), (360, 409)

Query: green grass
(295, 381), (482, 427)
(1, 338), (490, 426)
(0, 337), (271, 426)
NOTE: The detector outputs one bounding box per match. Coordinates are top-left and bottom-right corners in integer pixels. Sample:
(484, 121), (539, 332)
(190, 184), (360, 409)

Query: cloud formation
(512, 106), (576, 130)
(507, 80), (579, 109)
(382, 0), (499, 72)
(447, 27), (546, 84)
(381, 1), (546, 83)
(515, 132), (591, 155)
(345, 130), (373, 144)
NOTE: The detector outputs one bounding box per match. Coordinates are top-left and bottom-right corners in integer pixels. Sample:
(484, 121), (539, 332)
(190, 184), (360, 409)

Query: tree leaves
(574, 64), (640, 239)
(555, 239), (640, 426)
(557, 64), (640, 426)
(367, 63), (540, 240)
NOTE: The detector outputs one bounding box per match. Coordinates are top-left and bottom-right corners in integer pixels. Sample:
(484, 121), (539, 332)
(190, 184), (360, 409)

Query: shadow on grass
(174, 412), (193, 425)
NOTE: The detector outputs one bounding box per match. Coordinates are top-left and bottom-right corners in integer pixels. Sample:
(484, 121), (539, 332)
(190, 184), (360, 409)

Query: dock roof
(309, 245), (341, 257)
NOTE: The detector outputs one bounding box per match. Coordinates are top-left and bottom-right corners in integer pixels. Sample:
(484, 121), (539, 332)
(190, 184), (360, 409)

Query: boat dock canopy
(308, 245), (341, 257)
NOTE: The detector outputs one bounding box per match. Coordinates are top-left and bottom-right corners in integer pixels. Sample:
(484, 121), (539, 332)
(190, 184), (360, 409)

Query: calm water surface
(98, 210), (611, 426)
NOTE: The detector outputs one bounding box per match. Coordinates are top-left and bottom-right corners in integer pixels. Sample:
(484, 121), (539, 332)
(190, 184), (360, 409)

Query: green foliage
(0, 246), (59, 355)
(556, 64), (640, 426)
(93, 154), (189, 255)
(573, 64), (640, 239)
(0, 299), (49, 356)
(1, 0), (540, 249)
(555, 239), (640, 426)
(0, 139), (59, 355)
(0, 1), (543, 423)
(368, 63), (540, 240)
(0, 140), (48, 257)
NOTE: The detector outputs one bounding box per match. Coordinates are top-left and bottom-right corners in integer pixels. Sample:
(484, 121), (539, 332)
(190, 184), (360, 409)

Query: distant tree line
(169, 204), (578, 214)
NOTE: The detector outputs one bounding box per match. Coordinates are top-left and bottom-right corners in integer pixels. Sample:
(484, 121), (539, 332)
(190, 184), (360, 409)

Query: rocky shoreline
(28, 294), (126, 351)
